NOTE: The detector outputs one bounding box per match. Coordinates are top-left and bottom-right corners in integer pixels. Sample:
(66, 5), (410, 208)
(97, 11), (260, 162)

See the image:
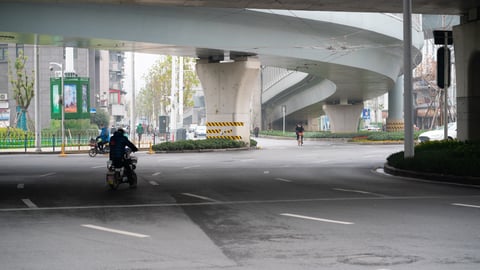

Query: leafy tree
(90, 109), (110, 128)
(136, 56), (199, 124)
(8, 50), (35, 130)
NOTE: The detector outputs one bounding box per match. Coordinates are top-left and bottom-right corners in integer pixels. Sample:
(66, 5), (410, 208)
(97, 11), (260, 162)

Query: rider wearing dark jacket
(109, 128), (138, 168)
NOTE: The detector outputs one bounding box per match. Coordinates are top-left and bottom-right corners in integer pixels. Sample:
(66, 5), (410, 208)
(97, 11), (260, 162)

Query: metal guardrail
(0, 131), (161, 153)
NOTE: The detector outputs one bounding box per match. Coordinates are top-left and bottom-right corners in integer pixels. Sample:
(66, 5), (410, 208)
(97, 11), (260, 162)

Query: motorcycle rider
(96, 124), (110, 151)
(109, 128), (138, 177)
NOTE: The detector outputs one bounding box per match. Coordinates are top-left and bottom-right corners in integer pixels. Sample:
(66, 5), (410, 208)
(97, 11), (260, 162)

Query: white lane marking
(152, 172), (162, 176)
(264, 171), (270, 174)
(334, 188), (385, 197)
(81, 224), (150, 238)
(39, 172), (56, 178)
(280, 213), (354, 225)
(22, 199), (38, 208)
(181, 193), (219, 202)
(91, 165), (105, 169)
(17, 184), (24, 189)
(452, 203), (480, 209)
(183, 165), (200, 169)
(275, 177), (292, 183)
(149, 181), (159, 186)
(5, 195), (480, 212)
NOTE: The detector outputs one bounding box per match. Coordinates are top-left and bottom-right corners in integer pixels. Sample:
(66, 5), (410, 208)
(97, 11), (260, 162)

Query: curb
(0, 147), (151, 155)
(153, 147), (256, 154)
(383, 162), (480, 186)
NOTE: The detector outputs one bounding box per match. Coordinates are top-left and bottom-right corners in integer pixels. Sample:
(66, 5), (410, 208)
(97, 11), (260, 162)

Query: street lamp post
(49, 62), (66, 157)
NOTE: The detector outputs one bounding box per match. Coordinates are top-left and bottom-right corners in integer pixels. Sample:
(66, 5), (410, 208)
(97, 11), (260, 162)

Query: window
(0, 44), (7, 62)
(16, 44), (24, 57)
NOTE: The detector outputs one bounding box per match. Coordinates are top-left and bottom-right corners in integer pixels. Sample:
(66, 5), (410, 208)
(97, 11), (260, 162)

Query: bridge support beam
(323, 104), (363, 133)
(386, 76), (405, 132)
(454, 18), (480, 141)
(196, 58), (261, 146)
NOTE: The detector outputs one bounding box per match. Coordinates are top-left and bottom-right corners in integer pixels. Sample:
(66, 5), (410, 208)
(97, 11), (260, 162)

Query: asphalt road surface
(1, 138), (479, 270)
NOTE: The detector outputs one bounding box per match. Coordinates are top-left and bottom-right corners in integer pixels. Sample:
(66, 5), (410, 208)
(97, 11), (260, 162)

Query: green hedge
(387, 140), (480, 177)
(152, 138), (248, 151)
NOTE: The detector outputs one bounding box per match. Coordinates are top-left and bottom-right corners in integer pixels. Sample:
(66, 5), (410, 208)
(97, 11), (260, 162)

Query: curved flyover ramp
(0, 4), (423, 132)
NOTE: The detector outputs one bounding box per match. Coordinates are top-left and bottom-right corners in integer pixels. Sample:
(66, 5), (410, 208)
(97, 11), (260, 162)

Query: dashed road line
(264, 170), (270, 174)
(91, 165), (105, 169)
(17, 184), (24, 189)
(280, 213), (354, 225)
(3, 195), (480, 212)
(39, 172), (56, 178)
(149, 181), (159, 186)
(21, 198), (38, 208)
(334, 188), (386, 197)
(183, 165), (200, 169)
(452, 203), (480, 209)
(152, 172), (162, 176)
(81, 224), (150, 238)
(275, 177), (292, 183)
(181, 193), (219, 202)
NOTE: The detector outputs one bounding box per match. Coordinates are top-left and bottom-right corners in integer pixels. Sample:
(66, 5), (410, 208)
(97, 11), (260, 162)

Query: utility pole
(130, 52), (136, 140)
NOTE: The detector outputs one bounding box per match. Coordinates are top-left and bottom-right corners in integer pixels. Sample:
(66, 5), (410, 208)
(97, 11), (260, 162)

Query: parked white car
(418, 122), (457, 142)
(361, 125), (381, 131)
(194, 125), (207, 139)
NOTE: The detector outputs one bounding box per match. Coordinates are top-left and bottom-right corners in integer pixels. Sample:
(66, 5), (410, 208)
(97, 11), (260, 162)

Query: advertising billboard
(50, 77), (90, 119)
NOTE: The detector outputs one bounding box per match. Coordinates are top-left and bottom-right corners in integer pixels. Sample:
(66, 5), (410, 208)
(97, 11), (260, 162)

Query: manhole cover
(339, 253), (421, 266)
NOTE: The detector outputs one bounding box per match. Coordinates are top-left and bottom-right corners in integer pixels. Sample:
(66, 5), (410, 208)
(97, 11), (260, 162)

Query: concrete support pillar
(306, 114), (320, 131)
(250, 71), (262, 132)
(386, 76), (405, 132)
(196, 57), (261, 145)
(322, 104), (363, 133)
(453, 19), (480, 141)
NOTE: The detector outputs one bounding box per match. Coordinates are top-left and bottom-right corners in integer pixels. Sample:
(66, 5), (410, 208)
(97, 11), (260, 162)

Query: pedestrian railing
(0, 129), (159, 153)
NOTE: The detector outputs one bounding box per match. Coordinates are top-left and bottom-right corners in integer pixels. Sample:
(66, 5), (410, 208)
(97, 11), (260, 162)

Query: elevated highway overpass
(1, 0), (479, 143)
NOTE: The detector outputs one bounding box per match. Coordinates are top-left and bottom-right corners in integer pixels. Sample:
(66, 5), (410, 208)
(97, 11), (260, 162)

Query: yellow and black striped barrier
(206, 121), (244, 127)
(206, 129), (222, 134)
(207, 135), (243, 140)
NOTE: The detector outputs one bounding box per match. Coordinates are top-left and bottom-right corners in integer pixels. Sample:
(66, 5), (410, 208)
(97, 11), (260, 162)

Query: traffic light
(159, 115), (169, 133)
(437, 46), (451, 89)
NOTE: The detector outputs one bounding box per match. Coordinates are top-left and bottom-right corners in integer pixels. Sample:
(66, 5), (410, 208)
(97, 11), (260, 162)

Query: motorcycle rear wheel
(88, 149), (97, 157)
(108, 172), (120, 190)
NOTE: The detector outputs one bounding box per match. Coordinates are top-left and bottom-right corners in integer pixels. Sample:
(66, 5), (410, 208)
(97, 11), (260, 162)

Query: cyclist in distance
(295, 122), (304, 146)
(96, 124), (110, 151)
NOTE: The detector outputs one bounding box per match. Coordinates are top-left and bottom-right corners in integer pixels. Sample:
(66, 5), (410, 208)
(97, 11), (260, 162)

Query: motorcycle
(88, 138), (110, 157)
(106, 148), (138, 190)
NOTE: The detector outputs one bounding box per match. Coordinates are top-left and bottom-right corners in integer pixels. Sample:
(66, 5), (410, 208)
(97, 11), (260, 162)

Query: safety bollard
(148, 142), (154, 154)
(24, 134), (27, 153)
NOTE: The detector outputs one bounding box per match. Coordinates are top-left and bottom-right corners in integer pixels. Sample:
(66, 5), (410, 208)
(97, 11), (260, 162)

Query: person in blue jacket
(96, 124), (110, 151)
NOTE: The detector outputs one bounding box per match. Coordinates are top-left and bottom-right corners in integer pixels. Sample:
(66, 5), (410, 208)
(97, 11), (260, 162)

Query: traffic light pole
(403, 0), (414, 158)
(443, 31), (449, 140)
